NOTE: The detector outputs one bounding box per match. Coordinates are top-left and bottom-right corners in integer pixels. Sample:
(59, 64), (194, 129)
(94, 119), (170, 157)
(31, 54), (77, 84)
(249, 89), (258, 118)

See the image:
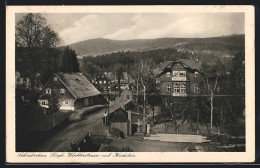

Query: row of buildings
(16, 56), (237, 111)
(92, 71), (132, 92)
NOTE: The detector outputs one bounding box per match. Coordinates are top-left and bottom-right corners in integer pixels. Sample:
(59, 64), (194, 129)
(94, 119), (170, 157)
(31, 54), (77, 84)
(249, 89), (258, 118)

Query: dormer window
(195, 72), (199, 77)
(60, 88), (65, 94)
(166, 72), (170, 77)
(54, 77), (58, 81)
(46, 88), (51, 94)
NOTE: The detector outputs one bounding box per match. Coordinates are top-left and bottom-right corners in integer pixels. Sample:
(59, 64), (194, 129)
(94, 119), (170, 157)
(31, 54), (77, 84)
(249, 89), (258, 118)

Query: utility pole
(136, 74), (139, 103)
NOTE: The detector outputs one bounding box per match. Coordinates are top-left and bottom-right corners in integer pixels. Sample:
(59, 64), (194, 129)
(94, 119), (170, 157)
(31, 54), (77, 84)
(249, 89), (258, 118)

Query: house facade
(93, 73), (112, 92)
(38, 73), (106, 111)
(156, 58), (205, 96)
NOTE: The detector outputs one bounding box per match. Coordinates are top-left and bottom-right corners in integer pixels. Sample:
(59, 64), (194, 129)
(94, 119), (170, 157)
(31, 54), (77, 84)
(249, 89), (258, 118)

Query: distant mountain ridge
(69, 34), (245, 56)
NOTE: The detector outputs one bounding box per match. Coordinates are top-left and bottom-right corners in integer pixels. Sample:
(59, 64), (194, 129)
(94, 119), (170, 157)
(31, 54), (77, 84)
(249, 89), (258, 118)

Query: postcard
(6, 5), (255, 163)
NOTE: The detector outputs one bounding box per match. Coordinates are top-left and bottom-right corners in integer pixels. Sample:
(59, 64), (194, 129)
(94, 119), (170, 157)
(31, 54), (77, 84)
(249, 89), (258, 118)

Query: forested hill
(69, 34), (245, 56)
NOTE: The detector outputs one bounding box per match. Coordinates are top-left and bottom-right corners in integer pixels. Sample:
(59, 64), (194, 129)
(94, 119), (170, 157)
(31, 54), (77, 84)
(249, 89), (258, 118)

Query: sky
(16, 13), (245, 45)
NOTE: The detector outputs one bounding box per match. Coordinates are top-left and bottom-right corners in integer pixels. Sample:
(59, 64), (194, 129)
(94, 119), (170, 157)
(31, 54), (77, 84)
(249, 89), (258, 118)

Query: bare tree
(201, 59), (225, 133)
(130, 58), (154, 134)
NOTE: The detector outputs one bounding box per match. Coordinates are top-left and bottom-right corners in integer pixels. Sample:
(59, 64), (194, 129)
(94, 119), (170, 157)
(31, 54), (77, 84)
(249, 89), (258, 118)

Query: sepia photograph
(6, 5), (255, 163)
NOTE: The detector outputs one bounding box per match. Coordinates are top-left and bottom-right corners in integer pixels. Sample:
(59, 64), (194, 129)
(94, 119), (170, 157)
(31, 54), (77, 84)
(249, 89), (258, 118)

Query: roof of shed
(57, 73), (101, 99)
(109, 108), (129, 123)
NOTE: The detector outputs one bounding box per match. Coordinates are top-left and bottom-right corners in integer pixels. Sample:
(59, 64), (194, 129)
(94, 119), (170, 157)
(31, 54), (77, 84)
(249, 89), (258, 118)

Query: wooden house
(156, 58), (205, 96)
(108, 108), (130, 138)
(38, 73), (106, 111)
(93, 73), (112, 92)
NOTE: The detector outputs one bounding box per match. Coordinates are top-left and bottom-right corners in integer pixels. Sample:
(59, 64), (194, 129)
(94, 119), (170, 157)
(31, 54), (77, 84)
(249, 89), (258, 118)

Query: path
(109, 137), (189, 152)
(143, 134), (210, 143)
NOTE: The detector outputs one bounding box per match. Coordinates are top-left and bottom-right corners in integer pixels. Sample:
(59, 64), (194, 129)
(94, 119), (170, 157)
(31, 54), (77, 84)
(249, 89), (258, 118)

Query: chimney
(127, 110), (132, 136)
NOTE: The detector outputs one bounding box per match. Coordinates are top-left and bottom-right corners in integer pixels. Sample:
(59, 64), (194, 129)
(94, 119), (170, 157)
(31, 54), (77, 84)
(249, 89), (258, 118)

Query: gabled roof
(56, 73), (101, 99)
(153, 61), (173, 75)
(109, 108), (129, 123)
(178, 59), (202, 71)
(157, 59), (202, 77)
(162, 59), (202, 71)
(96, 73), (112, 81)
(159, 61), (173, 71)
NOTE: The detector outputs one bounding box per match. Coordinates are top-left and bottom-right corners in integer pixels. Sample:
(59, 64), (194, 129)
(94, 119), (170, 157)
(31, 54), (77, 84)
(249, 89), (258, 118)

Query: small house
(38, 73), (106, 111)
(93, 73), (112, 92)
(108, 108), (130, 138)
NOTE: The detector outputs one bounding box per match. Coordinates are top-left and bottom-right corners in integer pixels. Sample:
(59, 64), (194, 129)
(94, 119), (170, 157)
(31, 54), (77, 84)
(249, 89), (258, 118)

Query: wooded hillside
(70, 34), (244, 56)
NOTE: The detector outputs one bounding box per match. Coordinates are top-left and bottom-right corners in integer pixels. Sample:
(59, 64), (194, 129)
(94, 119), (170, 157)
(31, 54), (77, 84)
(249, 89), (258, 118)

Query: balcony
(172, 93), (187, 97)
(172, 77), (186, 81)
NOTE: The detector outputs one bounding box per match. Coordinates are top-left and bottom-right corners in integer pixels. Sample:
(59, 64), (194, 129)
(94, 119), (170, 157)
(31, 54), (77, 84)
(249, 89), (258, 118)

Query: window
(54, 77), (58, 81)
(166, 72), (170, 77)
(99, 80), (102, 84)
(60, 88), (65, 94)
(194, 84), (200, 93)
(41, 100), (48, 105)
(104, 80), (107, 84)
(64, 101), (69, 105)
(172, 71), (186, 81)
(173, 82), (180, 93)
(172, 71), (179, 77)
(167, 84), (172, 92)
(179, 71), (186, 77)
(195, 72), (199, 77)
(180, 82), (186, 93)
(46, 88), (51, 94)
(173, 82), (186, 94)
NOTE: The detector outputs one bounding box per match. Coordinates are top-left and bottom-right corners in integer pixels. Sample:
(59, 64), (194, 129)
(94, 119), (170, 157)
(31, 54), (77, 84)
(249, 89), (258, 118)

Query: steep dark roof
(56, 73), (101, 99)
(157, 59), (202, 77)
(178, 59), (202, 71)
(109, 108), (129, 123)
(160, 59), (202, 71)
(152, 61), (174, 75)
(96, 73), (112, 81)
(160, 61), (173, 70)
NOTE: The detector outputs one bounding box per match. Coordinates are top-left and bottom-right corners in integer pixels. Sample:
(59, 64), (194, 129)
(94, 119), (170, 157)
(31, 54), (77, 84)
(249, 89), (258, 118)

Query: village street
(36, 109), (108, 152)
(36, 96), (133, 152)
(36, 91), (193, 152)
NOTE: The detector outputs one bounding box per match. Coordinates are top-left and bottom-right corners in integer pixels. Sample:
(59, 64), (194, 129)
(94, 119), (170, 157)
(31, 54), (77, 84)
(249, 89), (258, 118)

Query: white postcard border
(6, 5), (255, 163)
